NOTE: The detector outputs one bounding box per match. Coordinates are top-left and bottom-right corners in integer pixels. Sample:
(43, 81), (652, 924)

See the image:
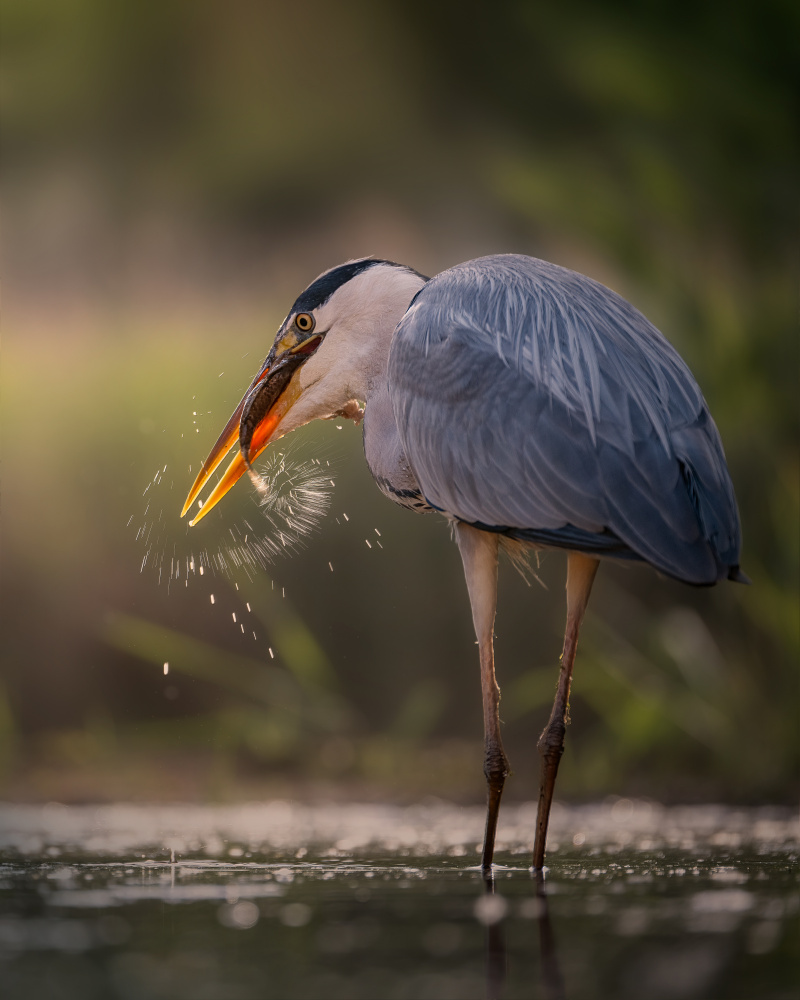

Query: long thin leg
(532, 552), (599, 870)
(455, 523), (508, 871)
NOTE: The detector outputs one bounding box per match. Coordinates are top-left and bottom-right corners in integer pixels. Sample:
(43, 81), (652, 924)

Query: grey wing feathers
(389, 255), (742, 584)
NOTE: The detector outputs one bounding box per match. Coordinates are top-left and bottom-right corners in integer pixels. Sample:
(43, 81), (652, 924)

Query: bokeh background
(2, 0), (797, 807)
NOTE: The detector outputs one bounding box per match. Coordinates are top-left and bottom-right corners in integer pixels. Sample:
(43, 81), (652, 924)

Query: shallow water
(0, 802), (797, 999)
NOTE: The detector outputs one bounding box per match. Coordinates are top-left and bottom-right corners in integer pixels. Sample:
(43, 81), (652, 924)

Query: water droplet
(328, 562), (333, 572)
(210, 594), (215, 605)
(268, 648), (274, 658)
(163, 663), (169, 675)
(232, 613), (237, 623)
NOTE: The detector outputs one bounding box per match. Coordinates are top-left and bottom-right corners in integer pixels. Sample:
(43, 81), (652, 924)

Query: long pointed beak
(183, 334), (320, 526)
(180, 360), (273, 518)
(187, 402), (287, 527)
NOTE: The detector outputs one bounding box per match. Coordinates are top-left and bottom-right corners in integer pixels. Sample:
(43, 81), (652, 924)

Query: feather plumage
(389, 255), (741, 584)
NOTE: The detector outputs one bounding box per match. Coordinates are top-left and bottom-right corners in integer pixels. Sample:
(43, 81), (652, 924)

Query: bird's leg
(532, 552), (599, 870)
(455, 523), (508, 871)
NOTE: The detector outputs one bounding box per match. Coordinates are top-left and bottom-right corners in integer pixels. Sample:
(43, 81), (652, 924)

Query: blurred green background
(1, 0), (797, 806)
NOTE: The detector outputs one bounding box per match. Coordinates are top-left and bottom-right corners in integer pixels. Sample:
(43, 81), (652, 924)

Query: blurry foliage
(1, 0), (797, 803)
(103, 611), (349, 732)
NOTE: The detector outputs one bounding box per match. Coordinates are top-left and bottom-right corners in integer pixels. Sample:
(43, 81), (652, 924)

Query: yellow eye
(295, 312), (315, 333)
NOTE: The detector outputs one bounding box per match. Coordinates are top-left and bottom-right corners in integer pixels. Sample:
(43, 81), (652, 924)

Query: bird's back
(389, 255), (743, 585)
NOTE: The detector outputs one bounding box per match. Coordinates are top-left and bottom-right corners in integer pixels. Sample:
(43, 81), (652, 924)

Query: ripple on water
(0, 800), (797, 858)
(0, 802), (797, 1000)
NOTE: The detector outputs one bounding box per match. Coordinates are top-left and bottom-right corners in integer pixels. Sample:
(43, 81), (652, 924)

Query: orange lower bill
(184, 371), (304, 527)
(180, 363), (274, 518)
(188, 413), (282, 526)
(180, 418), (240, 518)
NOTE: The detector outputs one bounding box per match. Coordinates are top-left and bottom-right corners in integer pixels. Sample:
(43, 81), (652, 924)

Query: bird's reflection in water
(480, 872), (507, 1000)
(480, 870), (565, 1000)
(532, 871), (566, 1000)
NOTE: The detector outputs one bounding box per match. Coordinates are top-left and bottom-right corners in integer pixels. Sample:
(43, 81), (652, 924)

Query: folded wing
(389, 255), (741, 585)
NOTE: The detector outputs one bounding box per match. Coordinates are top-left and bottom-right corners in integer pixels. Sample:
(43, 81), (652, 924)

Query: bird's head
(181, 258), (427, 524)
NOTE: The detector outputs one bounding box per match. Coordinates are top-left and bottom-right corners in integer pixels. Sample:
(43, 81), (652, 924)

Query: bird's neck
(341, 268), (427, 404)
(363, 378), (426, 507)
(353, 270), (427, 502)
(281, 267), (426, 453)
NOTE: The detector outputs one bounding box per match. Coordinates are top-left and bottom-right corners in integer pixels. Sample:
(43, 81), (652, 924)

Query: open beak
(181, 333), (322, 526)
(179, 357), (271, 519)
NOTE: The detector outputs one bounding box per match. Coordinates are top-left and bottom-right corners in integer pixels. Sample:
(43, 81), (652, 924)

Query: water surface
(0, 801), (796, 999)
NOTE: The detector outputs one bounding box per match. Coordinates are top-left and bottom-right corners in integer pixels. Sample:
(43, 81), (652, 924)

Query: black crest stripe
(291, 260), (429, 315)
(292, 260), (384, 314)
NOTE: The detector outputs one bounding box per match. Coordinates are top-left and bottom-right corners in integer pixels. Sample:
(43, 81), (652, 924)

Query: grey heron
(181, 254), (745, 870)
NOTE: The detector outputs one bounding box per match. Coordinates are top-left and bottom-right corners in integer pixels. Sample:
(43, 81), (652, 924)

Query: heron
(181, 254), (745, 871)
